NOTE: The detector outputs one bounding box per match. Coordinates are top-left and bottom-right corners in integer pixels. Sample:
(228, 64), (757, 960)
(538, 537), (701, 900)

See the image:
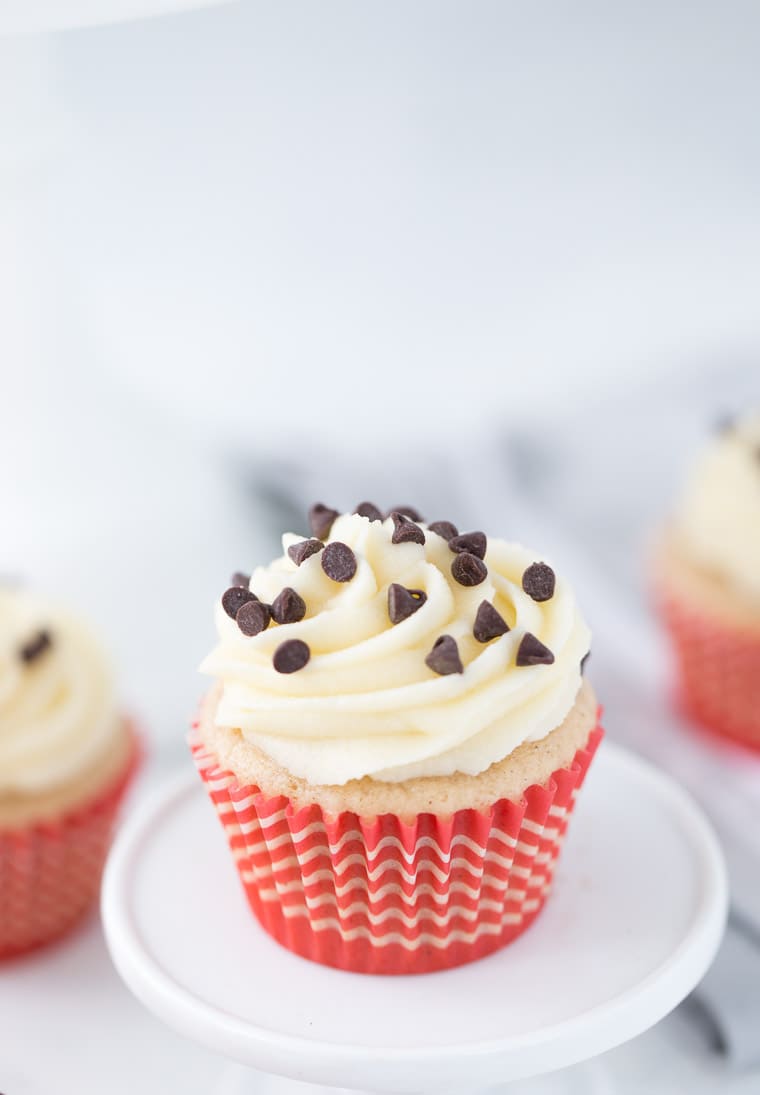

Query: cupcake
(0, 588), (138, 957)
(193, 505), (601, 974)
(654, 412), (760, 749)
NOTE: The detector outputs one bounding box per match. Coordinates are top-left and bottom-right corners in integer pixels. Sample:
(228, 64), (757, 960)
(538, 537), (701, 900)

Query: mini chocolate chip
(581, 651), (591, 675)
(354, 501), (383, 522)
(388, 505), (424, 522)
(222, 586), (258, 619)
(516, 632), (555, 667)
(425, 635), (464, 675)
(390, 512), (426, 545)
(449, 531), (487, 560)
(230, 571), (250, 588)
(321, 541), (357, 582)
(387, 583), (427, 624)
(451, 552), (487, 586)
(428, 520), (459, 542)
(288, 539), (324, 566)
(273, 638), (311, 673)
(18, 629), (52, 665)
(473, 600), (509, 643)
(236, 600), (271, 636)
(522, 562), (556, 602)
(309, 503), (339, 540)
(271, 587), (306, 625)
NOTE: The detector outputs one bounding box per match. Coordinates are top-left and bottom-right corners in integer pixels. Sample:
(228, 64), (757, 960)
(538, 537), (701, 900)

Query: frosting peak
(201, 511), (591, 784)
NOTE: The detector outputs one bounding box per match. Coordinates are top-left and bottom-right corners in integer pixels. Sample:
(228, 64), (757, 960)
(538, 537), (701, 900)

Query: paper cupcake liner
(190, 718), (603, 975)
(655, 580), (760, 752)
(0, 726), (141, 960)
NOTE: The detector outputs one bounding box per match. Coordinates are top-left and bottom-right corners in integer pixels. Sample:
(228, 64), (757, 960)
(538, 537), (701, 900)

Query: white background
(3, 0), (760, 744)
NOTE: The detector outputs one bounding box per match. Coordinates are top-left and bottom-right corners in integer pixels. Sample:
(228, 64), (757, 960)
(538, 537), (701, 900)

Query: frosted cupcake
(193, 505), (601, 974)
(0, 588), (138, 957)
(654, 412), (760, 749)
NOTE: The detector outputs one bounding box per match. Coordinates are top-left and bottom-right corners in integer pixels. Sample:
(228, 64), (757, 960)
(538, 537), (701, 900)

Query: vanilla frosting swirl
(0, 589), (121, 793)
(202, 514), (591, 785)
(674, 412), (760, 604)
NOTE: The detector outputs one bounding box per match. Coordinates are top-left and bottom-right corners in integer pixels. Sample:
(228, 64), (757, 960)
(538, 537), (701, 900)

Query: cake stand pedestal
(102, 744), (727, 1095)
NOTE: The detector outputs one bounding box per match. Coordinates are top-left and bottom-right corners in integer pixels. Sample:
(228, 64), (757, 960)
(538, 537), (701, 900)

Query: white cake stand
(102, 743), (727, 1095)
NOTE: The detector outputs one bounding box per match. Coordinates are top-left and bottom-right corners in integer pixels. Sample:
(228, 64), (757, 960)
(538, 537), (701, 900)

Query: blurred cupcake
(193, 506), (601, 974)
(0, 588), (138, 957)
(654, 411), (760, 749)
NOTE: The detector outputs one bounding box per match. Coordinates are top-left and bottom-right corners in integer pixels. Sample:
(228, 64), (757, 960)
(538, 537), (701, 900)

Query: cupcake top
(0, 588), (121, 794)
(202, 505), (591, 785)
(673, 412), (760, 603)
(203, 508), (595, 784)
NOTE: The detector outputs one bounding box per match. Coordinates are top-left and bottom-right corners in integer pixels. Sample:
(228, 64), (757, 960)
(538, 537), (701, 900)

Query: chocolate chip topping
(288, 539), (324, 566)
(522, 562), (556, 602)
(222, 586), (258, 619)
(18, 629), (52, 665)
(473, 600), (509, 643)
(387, 583), (427, 624)
(271, 587), (306, 625)
(236, 600), (271, 636)
(451, 552), (488, 586)
(273, 638), (311, 674)
(321, 541), (358, 582)
(449, 531), (487, 560)
(388, 505), (424, 522)
(581, 651), (591, 675)
(230, 571), (250, 588)
(309, 503), (339, 540)
(390, 511), (426, 545)
(425, 635), (464, 676)
(516, 632), (555, 667)
(354, 501), (383, 522)
(428, 520), (459, 542)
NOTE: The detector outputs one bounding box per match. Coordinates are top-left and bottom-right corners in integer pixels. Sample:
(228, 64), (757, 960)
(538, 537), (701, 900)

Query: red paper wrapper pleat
(656, 581), (760, 752)
(0, 727), (140, 960)
(190, 719), (603, 975)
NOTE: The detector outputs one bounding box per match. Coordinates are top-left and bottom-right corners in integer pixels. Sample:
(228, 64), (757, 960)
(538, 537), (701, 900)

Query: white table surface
(0, 773), (752, 1095)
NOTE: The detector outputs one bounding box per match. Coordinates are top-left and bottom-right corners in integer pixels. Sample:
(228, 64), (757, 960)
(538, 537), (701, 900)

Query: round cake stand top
(102, 743), (727, 1094)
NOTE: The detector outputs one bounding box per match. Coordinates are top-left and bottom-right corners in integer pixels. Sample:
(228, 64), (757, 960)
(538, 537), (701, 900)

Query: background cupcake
(654, 412), (760, 749)
(0, 587), (138, 957)
(193, 505), (601, 974)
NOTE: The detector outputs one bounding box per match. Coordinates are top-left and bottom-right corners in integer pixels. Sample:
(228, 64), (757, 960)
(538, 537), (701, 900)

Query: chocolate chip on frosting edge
(390, 512), (426, 546)
(522, 562), (556, 602)
(18, 629), (53, 665)
(516, 632), (555, 666)
(309, 503), (339, 541)
(222, 586), (258, 620)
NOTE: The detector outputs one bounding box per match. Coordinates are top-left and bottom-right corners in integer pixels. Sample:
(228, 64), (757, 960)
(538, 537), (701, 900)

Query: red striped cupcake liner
(191, 717), (603, 975)
(0, 726), (141, 960)
(655, 580), (760, 752)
